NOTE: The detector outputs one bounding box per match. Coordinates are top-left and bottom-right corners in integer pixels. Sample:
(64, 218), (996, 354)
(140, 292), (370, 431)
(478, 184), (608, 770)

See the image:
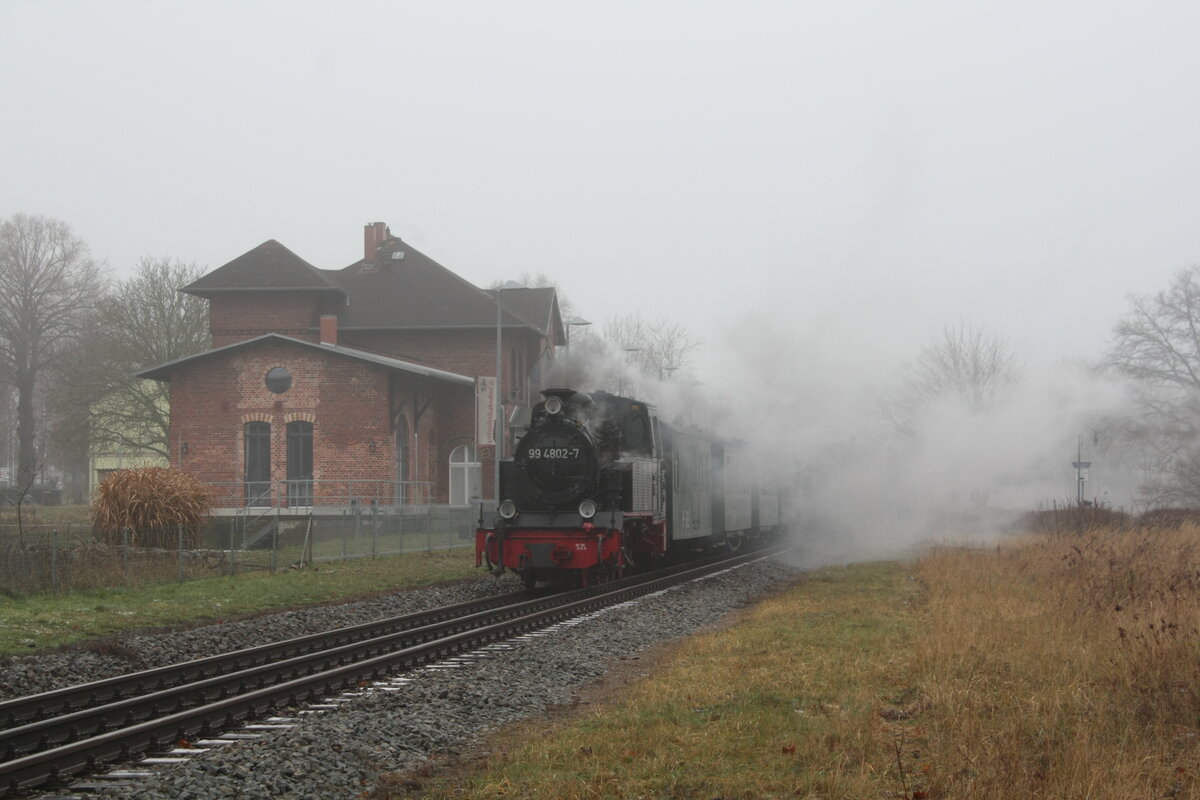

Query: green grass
(0, 548), (483, 656)
(378, 561), (921, 800)
(0, 504), (92, 526)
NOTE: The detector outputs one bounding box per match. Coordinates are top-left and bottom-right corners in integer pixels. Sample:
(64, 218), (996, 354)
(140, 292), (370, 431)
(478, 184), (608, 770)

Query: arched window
(244, 422), (271, 506)
(395, 415), (409, 504)
(449, 444), (482, 506)
(286, 421), (313, 506)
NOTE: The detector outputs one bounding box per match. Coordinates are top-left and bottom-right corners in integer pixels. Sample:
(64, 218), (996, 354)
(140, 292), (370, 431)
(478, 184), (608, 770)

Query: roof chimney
(319, 314), (338, 345)
(363, 224), (373, 262)
(364, 221), (388, 263)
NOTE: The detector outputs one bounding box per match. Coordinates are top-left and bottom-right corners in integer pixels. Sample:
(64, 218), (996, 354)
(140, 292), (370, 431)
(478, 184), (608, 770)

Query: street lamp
(618, 346), (641, 396)
(565, 316), (591, 352)
(494, 281), (524, 505)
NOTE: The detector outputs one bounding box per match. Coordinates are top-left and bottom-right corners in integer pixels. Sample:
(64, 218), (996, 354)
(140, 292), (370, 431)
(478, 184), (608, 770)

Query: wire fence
(0, 504), (480, 597)
(206, 479), (437, 510)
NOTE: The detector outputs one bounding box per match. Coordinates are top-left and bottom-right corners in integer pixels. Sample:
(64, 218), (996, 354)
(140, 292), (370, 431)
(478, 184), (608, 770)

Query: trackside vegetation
(378, 561), (921, 799)
(0, 549), (478, 655)
(386, 526), (1200, 799)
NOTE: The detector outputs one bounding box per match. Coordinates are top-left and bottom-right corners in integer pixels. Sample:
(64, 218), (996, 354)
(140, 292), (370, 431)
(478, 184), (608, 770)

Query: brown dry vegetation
(389, 524), (1200, 799)
(91, 467), (214, 548)
(912, 526), (1200, 797)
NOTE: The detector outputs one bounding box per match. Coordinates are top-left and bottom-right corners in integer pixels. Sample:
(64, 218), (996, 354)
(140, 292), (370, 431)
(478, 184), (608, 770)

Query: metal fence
(206, 480), (437, 511)
(0, 504), (480, 597)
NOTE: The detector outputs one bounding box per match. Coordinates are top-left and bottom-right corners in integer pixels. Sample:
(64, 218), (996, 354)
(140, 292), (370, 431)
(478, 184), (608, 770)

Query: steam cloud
(543, 309), (1143, 569)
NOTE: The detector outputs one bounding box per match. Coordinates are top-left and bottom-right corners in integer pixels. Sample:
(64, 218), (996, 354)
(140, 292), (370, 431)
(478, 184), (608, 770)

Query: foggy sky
(4, 1), (1199, 516)
(4, 2), (1197, 366)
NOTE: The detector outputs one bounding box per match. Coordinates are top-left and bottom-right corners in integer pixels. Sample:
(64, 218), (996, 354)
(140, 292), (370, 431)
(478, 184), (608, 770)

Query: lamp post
(565, 316), (592, 352)
(494, 281), (524, 505)
(1073, 429), (1098, 505)
(618, 346), (641, 396)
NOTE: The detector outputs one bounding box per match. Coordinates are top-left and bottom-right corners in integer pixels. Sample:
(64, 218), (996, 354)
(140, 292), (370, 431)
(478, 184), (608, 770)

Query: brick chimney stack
(363, 221), (388, 263)
(319, 314), (338, 345)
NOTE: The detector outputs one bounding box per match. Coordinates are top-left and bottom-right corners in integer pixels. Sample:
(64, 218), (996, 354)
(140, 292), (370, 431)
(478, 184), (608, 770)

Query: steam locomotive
(476, 388), (783, 588)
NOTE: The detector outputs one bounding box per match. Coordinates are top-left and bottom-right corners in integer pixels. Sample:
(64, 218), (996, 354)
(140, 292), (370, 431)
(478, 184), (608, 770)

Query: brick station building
(140, 222), (563, 508)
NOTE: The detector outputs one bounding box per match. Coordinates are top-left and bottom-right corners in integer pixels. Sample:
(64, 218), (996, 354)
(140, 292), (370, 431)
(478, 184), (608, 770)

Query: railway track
(0, 546), (787, 797)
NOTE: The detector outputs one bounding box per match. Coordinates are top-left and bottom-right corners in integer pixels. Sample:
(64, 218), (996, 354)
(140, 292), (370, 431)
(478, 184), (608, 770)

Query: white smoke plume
(540, 306), (1141, 567)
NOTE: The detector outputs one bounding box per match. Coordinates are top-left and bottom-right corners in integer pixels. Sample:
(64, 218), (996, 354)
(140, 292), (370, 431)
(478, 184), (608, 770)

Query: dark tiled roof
(138, 333), (474, 386)
(320, 241), (557, 335)
(484, 287), (562, 339)
(183, 240), (341, 294)
(183, 234), (562, 337)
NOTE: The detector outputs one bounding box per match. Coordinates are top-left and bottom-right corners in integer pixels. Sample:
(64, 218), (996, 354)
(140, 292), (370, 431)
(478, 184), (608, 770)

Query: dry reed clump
(91, 467), (215, 549)
(912, 526), (1200, 798)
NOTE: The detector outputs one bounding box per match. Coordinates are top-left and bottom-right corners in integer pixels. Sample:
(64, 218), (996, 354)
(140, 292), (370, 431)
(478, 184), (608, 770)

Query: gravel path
(20, 553), (804, 800)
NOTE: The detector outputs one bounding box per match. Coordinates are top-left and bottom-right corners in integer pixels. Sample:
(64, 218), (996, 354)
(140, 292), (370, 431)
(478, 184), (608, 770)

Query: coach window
(449, 445), (482, 505)
(625, 415), (646, 451)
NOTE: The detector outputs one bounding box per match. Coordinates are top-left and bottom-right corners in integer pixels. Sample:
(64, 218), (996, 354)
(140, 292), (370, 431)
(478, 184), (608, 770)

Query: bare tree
(489, 271), (576, 324)
(887, 322), (1021, 437)
(0, 215), (107, 486)
(602, 312), (700, 379)
(60, 257), (209, 459)
(1106, 265), (1200, 504)
(0, 382), (13, 484)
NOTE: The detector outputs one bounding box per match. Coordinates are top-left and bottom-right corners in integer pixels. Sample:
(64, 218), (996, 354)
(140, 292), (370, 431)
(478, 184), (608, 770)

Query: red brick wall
(208, 292), (323, 347)
(167, 340), (472, 504)
(342, 327), (542, 405)
(175, 298), (552, 504)
(342, 327), (542, 496)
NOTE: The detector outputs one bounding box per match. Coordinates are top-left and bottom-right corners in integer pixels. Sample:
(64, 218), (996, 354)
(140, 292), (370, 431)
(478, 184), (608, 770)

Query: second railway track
(0, 546), (791, 797)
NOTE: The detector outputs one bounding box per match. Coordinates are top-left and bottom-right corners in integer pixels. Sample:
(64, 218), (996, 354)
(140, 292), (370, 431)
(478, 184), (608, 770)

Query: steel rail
(0, 545), (790, 796)
(0, 591), (584, 761)
(0, 590), (530, 730)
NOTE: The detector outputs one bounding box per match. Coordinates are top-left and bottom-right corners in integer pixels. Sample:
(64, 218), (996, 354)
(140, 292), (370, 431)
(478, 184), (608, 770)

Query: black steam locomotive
(476, 388), (783, 588)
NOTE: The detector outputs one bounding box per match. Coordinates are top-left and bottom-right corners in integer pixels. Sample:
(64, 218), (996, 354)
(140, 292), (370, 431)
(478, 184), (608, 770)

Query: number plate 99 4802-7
(527, 448), (580, 459)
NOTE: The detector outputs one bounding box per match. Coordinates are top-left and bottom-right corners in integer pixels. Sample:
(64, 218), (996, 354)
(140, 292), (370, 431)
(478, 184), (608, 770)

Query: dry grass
(912, 526), (1200, 798)
(376, 562), (923, 799)
(382, 526), (1200, 800)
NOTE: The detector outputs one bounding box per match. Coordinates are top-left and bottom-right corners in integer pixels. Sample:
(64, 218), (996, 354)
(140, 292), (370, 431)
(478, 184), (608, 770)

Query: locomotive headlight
(498, 500), (518, 520)
(544, 395), (564, 415)
(578, 499), (597, 519)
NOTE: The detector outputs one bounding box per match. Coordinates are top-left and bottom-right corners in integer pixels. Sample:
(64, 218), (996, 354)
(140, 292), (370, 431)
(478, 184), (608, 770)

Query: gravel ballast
(0, 575), (525, 702)
(16, 554), (803, 799)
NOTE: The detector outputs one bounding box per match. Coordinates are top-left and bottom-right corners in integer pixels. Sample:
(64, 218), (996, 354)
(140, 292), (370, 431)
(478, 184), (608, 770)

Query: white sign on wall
(476, 377), (497, 446)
